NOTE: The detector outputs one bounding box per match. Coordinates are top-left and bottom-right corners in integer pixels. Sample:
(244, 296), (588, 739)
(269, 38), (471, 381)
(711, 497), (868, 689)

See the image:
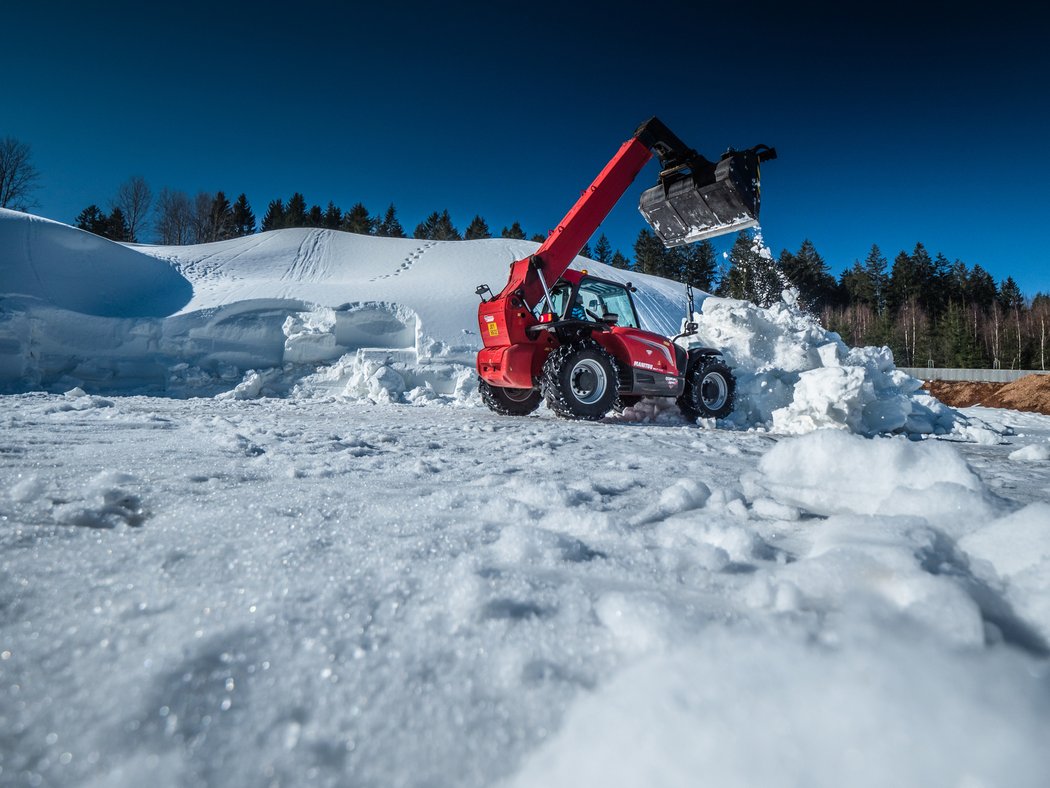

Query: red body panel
(596, 327), (682, 378)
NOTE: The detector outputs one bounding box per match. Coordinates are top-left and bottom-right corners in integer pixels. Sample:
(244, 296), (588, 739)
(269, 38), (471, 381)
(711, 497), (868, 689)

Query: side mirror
(602, 313), (619, 325)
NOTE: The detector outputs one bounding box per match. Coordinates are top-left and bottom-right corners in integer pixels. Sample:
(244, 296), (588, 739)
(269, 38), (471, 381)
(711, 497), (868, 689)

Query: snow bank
(0, 208), (191, 316)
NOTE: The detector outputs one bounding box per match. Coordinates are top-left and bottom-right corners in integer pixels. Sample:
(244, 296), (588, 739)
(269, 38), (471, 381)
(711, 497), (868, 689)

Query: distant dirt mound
(995, 374), (1050, 414)
(925, 374), (1050, 415)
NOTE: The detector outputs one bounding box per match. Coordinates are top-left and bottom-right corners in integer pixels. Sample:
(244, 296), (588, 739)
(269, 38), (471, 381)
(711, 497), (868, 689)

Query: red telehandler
(475, 117), (775, 421)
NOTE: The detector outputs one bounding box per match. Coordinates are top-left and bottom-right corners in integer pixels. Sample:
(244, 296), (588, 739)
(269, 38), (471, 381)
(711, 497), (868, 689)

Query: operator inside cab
(542, 277), (641, 329)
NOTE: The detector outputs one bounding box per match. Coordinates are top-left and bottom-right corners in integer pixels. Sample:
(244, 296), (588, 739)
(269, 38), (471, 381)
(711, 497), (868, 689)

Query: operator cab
(544, 275), (640, 329)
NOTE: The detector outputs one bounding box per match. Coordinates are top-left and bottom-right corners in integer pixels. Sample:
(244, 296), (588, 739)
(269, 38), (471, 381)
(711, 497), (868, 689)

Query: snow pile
(752, 429), (996, 524)
(961, 503), (1050, 642)
(689, 291), (956, 435)
(1010, 441), (1050, 461)
(509, 630), (1050, 788)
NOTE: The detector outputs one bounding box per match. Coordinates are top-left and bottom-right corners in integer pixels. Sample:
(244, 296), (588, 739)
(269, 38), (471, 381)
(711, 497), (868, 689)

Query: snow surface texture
(2, 397), (1049, 788)
(0, 208), (973, 438)
(3, 210), (1050, 787)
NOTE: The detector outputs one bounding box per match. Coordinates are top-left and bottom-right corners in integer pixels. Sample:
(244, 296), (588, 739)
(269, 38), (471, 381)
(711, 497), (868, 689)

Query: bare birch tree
(155, 188), (194, 245)
(113, 176), (152, 242)
(0, 137), (41, 210)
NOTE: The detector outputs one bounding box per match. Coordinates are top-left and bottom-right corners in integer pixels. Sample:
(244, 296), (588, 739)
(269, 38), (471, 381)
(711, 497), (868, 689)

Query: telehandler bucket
(639, 145), (776, 246)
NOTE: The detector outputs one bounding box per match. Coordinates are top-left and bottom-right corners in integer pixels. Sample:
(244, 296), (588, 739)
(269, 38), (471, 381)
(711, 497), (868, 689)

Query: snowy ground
(2, 209), (1050, 786)
(2, 393), (1049, 788)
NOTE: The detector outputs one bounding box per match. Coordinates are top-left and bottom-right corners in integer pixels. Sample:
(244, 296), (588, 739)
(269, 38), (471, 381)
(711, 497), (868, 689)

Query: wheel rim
(700, 371), (728, 410)
(503, 387), (534, 403)
(570, 359), (607, 405)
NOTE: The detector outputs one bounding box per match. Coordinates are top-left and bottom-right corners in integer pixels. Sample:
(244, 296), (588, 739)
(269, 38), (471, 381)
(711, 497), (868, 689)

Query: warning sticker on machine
(488, 323), (499, 337)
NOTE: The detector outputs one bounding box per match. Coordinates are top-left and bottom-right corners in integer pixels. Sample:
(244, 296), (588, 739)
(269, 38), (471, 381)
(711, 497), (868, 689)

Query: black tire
(541, 340), (619, 421)
(479, 379), (541, 416)
(678, 357), (735, 420)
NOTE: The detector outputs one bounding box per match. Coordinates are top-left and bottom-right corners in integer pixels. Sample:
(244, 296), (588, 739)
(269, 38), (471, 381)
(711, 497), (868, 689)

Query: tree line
(703, 231), (1049, 372)
(66, 174), (629, 254)
(4, 136), (1045, 369)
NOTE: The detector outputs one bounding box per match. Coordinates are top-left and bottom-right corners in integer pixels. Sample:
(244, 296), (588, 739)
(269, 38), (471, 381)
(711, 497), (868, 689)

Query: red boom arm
(496, 136), (655, 308)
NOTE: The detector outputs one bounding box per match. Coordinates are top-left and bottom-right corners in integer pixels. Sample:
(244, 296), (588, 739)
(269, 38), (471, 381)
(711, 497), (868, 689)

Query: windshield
(537, 278), (639, 329)
(575, 278), (639, 328)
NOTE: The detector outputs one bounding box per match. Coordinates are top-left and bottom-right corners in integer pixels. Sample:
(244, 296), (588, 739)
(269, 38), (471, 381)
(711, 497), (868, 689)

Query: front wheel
(479, 379), (541, 416)
(542, 340), (619, 421)
(678, 357), (735, 420)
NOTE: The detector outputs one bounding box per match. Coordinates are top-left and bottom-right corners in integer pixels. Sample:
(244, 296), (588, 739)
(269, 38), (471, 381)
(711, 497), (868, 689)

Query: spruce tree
(261, 199), (285, 232)
(681, 239), (717, 291)
(308, 205), (324, 228)
(208, 191), (234, 241)
(593, 234), (612, 264)
(464, 215), (491, 240)
(941, 301), (984, 367)
(284, 193), (308, 228)
(633, 228), (666, 277)
(780, 239), (836, 311)
(609, 250), (630, 270)
(840, 261), (875, 306)
(909, 242), (938, 314)
(946, 260), (970, 306)
(322, 202), (342, 230)
(105, 207), (131, 241)
(75, 204), (109, 236)
(500, 221), (526, 239)
(887, 249), (919, 314)
(375, 204), (406, 238)
(414, 212), (440, 239)
(414, 210), (460, 240)
(863, 244), (888, 314)
(530, 234), (546, 243)
(580, 243), (593, 259)
(342, 203), (373, 234)
(664, 246), (687, 281)
(716, 230), (783, 307)
(967, 264), (997, 310)
(433, 209), (461, 240)
(231, 193), (256, 236)
(930, 252), (953, 316)
(998, 276), (1025, 309)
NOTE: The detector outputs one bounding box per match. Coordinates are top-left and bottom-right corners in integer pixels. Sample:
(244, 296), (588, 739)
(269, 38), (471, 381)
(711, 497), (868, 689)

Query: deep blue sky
(4, 2), (1048, 294)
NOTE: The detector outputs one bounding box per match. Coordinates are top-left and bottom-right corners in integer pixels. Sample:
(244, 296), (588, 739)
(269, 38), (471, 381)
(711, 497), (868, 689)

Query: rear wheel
(542, 340), (619, 421)
(479, 379), (541, 416)
(678, 357), (735, 420)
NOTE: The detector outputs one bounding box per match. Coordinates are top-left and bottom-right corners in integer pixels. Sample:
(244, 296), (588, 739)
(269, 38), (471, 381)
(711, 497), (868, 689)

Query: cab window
(575, 278), (639, 328)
